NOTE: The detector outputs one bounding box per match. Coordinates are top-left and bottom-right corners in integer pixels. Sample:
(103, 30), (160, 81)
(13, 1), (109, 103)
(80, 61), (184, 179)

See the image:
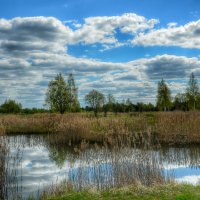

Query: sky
(0, 0), (200, 108)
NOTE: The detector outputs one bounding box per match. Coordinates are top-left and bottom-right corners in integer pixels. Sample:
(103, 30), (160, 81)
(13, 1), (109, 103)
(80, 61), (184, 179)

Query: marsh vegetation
(0, 112), (200, 145)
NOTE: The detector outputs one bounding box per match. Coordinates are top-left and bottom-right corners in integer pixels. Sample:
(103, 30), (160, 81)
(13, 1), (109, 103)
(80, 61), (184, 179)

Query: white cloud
(167, 22), (178, 28)
(176, 175), (200, 185)
(129, 54), (200, 80)
(132, 19), (200, 49)
(69, 13), (159, 45)
(0, 15), (200, 107)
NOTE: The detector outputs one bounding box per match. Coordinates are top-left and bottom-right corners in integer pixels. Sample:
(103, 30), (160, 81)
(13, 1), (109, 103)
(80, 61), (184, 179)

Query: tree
(85, 90), (105, 117)
(156, 79), (172, 111)
(174, 93), (188, 111)
(126, 98), (133, 112)
(186, 72), (199, 110)
(108, 94), (115, 109)
(67, 74), (80, 112)
(103, 94), (116, 117)
(46, 73), (70, 114)
(0, 99), (22, 113)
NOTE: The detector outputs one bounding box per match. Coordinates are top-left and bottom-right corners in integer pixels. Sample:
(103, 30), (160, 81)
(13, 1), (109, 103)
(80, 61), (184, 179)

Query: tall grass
(0, 112), (200, 146)
(156, 112), (200, 144)
(0, 137), (22, 200)
(0, 143), (7, 199)
(40, 144), (170, 199)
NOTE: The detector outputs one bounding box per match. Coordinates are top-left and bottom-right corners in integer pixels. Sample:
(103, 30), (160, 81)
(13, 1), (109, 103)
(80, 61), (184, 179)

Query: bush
(0, 99), (22, 114)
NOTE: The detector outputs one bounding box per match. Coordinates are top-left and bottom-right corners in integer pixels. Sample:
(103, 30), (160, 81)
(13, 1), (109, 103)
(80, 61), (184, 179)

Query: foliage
(173, 93), (188, 111)
(67, 74), (80, 112)
(85, 90), (105, 117)
(22, 108), (48, 114)
(103, 94), (116, 116)
(156, 79), (172, 111)
(46, 74), (70, 114)
(0, 99), (22, 113)
(186, 72), (199, 110)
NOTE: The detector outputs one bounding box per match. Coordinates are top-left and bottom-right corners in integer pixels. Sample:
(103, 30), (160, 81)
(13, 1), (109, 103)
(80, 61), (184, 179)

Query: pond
(0, 135), (200, 199)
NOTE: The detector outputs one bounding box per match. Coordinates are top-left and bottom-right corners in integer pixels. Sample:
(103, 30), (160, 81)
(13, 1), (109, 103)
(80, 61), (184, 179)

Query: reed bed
(0, 137), (22, 200)
(0, 143), (7, 199)
(156, 112), (200, 144)
(40, 145), (170, 199)
(0, 112), (200, 146)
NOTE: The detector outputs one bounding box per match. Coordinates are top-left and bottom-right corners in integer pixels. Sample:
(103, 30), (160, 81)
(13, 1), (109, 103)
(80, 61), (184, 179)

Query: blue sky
(0, 0), (200, 107)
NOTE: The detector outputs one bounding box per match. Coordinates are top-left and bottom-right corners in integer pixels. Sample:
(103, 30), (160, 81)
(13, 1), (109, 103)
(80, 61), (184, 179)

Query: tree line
(0, 72), (200, 115)
(157, 72), (200, 111)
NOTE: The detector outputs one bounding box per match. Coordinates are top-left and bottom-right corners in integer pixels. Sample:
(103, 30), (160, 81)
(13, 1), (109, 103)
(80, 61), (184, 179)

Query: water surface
(1, 135), (200, 199)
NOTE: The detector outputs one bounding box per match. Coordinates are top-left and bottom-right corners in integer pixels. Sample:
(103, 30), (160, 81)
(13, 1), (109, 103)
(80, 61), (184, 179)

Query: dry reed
(0, 112), (199, 146)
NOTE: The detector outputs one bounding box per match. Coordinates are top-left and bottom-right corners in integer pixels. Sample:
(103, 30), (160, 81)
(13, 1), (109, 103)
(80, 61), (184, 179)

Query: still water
(1, 135), (200, 199)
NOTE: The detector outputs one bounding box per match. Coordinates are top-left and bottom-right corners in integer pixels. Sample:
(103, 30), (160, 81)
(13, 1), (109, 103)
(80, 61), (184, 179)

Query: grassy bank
(0, 112), (200, 145)
(41, 183), (200, 200)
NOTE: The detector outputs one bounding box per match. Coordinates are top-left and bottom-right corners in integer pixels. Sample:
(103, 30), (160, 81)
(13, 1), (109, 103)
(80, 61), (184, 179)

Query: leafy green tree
(126, 98), (133, 112)
(103, 94), (116, 117)
(186, 73), (199, 110)
(85, 90), (105, 117)
(22, 108), (48, 114)
(108, 94), (115, 109)
(156, 79), (172, 111)
(135, 102), (145, 112)
(46, 73), (70, 114)
(174, 93), (188, 111)
(0, 99), (22, 113)
(67, 74), (80, 112)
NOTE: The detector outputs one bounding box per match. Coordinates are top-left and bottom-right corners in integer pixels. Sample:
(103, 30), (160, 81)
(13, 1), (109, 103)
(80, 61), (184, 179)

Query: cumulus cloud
(69, 13), (159, 45)
(132, 19), (200, 49)
(0, 17), (73, 56)
(0, 15), (200, 107)
(129, 54), (200, 80)
(0, 14), (158, 56)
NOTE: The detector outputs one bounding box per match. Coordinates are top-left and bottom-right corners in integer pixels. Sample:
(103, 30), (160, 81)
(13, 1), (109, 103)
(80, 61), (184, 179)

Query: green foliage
(173, 93), (188, 111)
(67, 74), (81, 112)
(107, 94), (115, 110)
(156, 79), (172, 111)
(46, 74), (70, 114)
(102, 94), (116, 116)
(186, 72), (199, 110)
(0, 99), (22, 113)
(85, 90), (105, 117)
(22, 108), (48, 114)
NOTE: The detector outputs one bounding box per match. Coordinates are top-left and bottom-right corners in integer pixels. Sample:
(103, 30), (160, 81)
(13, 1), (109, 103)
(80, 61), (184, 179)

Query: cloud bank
(133, 20), (200, 49)
(0, 14), (199, 107)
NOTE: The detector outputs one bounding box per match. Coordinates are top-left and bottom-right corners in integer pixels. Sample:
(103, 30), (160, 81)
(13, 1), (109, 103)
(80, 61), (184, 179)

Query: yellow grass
(0, 112), (200, 145)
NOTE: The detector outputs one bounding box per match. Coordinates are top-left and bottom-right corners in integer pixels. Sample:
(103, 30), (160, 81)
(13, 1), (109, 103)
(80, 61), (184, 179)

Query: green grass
(42, 184), (200, 200)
